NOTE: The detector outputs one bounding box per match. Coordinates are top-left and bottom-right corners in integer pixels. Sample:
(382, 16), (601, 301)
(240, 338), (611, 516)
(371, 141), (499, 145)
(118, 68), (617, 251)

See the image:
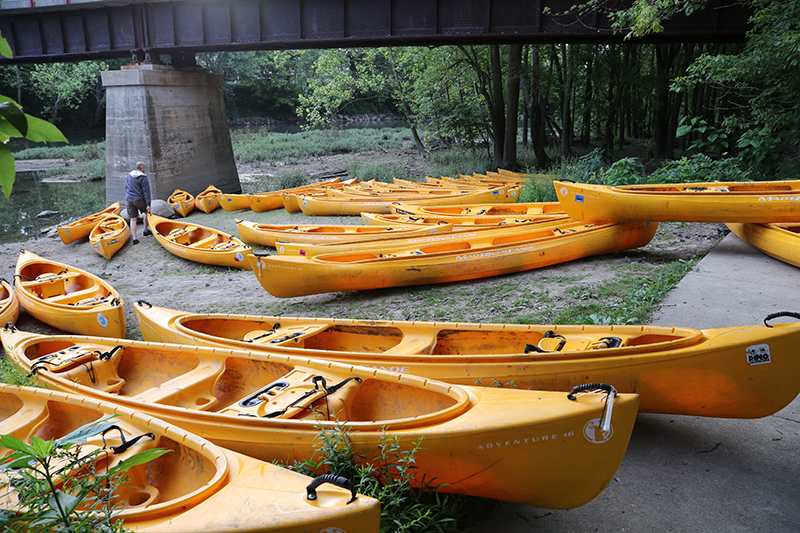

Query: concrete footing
(102, 65), (241, 205)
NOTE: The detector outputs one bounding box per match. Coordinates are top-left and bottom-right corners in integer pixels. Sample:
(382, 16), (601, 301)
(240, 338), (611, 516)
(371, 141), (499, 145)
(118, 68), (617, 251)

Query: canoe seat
(242, 325), (328, 347)
(135, 359), (225, 410)
(0, 399), (49, 442)
(211, 241), (239, 251)
(382, 334), (435, 355)
(188, 235), (220, 249)
(46, 287), (103, 305)
(535, 334), (630, 353)
(42, 345), (126, 393)
(166, 227), (194, 245)
(20, 271), (81, 299)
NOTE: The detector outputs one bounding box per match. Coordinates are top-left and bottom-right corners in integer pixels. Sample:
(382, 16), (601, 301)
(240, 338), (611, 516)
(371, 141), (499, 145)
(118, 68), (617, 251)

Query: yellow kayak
(0, 384), (380, 533)
(57, 202), (121, 244)
(0, 278), (20, 326)
(249, 220), (658, 297)
(14, 250), (125, 337)
(168, 189), (196, 217)
(195, 185), (222, 213)
(134, 303), (800, 419)
(149, 214), (254, 269)
(727, 222), (800, 267)
(89, 214), (130, 260)
(2, 326), (639, 510)
(247, 177), (342, 212)
(555, 179), (800, 223)
(218, 192), (251, 212)
(390, 201), (565, 217)
(361, 211), (569, 227)
(236, 218), (454, 247)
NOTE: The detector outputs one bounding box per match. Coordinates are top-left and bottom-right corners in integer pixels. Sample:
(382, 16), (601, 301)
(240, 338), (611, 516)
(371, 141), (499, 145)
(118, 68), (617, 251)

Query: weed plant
(291, 422), (493, 532)
(0, 416), (168, 533)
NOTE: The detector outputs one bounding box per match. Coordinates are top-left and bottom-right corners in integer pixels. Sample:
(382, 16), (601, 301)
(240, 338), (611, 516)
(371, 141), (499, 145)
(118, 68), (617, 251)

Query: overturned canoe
(14, 250), (125, 337)
(168, 189), (195, 218)
(0, 278), (20, 326)
(555, 179), (800, 223)
(195, 185), (222, 213)
(249, 220), (658, 297)
(236, 218), (454, 247)
(134, 304), (800, 419)
(247, 177), (342, 212)
(57, 202), (121, 245)
(727, 222), (800, 268)
(2, 326), (639, 510)
(148, 214), (254, 270)
(0, 384), (380, 533)
(218, 192), (251, 212)
(89, 214), (130, 260)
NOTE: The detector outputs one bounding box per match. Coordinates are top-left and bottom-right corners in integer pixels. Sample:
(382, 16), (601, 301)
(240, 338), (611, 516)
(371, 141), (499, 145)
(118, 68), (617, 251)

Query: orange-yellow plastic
(148, 214), (253, 269)
(0, 279), (20, 326)
(168, 189), (196, 217)
(195, 185), (222, 213)
(57, 202), (121, 244)
(89, 214), (130, 260)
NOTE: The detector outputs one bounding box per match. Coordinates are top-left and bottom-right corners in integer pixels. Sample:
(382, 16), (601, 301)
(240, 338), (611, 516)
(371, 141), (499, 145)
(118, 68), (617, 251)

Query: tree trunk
(503, 44), (522, 168)
(530, 47), (552, 168)
(653, 43), (680, 159)
(388, 48), (425, 152)
(581, 55), (593, 146)
(560, 44), (572, 158)
(490, 44), (506, 164)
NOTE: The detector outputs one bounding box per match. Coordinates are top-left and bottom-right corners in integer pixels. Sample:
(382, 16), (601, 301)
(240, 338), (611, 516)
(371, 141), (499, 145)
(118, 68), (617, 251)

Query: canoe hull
(219, 193), (251, 212)
(2, 328), (639, 510)
(727, 222), (800, 268)
(0, 384), (380, 533)
(57, 202), (121, 244)
(556, 180), (800, 223)
(89, 214), (130, 260)
(249, 221), (658, 297)
(149, 214), (254, 269)
(134, 303), (800, 419)
(14, 250), (125, 337)
(0, 279), (20, 326)
(195, 185), (222, 213)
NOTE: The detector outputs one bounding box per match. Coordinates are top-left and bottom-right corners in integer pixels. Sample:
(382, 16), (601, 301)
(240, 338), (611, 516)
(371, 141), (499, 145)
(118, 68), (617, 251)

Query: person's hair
(135, 161), (146, 171)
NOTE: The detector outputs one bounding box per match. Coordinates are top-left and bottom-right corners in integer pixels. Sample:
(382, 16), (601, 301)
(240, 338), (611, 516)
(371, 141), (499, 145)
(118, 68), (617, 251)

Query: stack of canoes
(13, 250), (126, 337)
(195, 184), (222, 213)
(148, 214), (254, 269)
(249, 218), (658, 297)
(247, 176), (343, 212)
(554, 179), (800, 268)
(2, 325), (640, 509)
(0, 383), (381, 532)
(57, 202), (121, 244)
(89, 213), (130, 260)
(167, 189), (196, 217)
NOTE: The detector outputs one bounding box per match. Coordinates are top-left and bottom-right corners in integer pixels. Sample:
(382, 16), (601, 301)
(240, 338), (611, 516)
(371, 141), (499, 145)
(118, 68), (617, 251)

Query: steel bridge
(1, 0), (751, 64)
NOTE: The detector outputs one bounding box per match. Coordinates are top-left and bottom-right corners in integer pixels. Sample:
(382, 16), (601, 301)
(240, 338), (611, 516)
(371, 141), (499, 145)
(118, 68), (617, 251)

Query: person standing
(125, 161), (152, 244)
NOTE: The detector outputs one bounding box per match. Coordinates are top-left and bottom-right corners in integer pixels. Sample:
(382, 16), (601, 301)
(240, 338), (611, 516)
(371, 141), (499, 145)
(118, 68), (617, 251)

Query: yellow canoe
(247, 177), (342, 212)
(0, 278), (20, 326)
(282, 178), (360, 213)
(1, 326), (639, 510)
(390, 201), (565, 217)
(14, 250), (125, 337)
(249, 220), (658, 297)
(218, 192), (251, 212)
(89, 214), (130, 260)
(361, 211), (569, 227)
(134, 304), (800, 419)
(195, 185), (222, 213)
(57, 202), (121, 244)
(727, 222), (800, 267)
(236, 218), (454, 247)
(277, 218), (590, 257)
(168, 189), (196, 218)
(555, 179), (800, 223)
(298, 185), (514, 216)
(148, 214), (254, 270)
(0, 384), (380, 533)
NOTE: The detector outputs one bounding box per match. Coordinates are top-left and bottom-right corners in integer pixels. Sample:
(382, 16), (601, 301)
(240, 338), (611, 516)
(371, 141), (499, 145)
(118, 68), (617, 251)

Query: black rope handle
(101, 425), (156, 454)
(764, 311), (800, 327)
(567, 382), (615, 401)
(135, 300), (152, 308)
(306, 474), (357, 504)
(4, 322), (17, 332)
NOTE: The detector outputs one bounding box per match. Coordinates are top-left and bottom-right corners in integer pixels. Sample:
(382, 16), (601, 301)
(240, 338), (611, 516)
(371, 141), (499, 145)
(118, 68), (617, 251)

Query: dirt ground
(2, 148), (729, 338)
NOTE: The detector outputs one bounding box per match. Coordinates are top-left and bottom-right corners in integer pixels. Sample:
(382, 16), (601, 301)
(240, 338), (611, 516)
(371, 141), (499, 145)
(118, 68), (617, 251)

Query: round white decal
(583, 418), (613, 444)
(97, 313), (108, 328)
(560, 186), (569, 196)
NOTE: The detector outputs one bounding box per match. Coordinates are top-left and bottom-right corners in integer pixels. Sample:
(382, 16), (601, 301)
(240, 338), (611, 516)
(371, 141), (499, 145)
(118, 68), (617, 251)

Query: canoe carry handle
(764, 311), (800, 327)
(567, 383), (617, 433)
(306, 474), (357, 504)
(136, 300), (152, 308)
(3, 322), (17, 332)
(102, 425), (156, 454)
(567, 382), (614, 401)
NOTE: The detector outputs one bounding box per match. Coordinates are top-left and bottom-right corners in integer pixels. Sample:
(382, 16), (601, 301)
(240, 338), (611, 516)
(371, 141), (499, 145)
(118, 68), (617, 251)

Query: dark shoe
(143, 229), (152, 236)
(132, 239), (139, 245)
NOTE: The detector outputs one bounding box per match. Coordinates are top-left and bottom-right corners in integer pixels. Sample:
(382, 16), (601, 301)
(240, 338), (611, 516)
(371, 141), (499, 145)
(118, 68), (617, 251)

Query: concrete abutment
(102, 65), (241, 205)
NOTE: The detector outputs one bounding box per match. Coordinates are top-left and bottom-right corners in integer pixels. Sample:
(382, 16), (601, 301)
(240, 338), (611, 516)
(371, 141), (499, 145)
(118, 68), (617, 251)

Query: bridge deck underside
(0, 0), (750, 63)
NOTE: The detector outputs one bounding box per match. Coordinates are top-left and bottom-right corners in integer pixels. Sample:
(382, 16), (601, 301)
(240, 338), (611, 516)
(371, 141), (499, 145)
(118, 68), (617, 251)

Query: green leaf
(676, 125), (692, 137)
(23, 114), (68, 143)
(50, 489), (81, 514)
(0, 433), (34, 454)
(0, 101), (28, 137)
(111, 448), (171, 473)
(0, 34), (12, 59)
(0, 143), (16, 199)
(29, 436), (55, 457)
(56, 415), (118, 447)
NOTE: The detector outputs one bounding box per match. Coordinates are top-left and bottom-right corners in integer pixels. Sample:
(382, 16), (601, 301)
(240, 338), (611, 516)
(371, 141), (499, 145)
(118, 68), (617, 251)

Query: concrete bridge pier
(102, 65), (241, 206)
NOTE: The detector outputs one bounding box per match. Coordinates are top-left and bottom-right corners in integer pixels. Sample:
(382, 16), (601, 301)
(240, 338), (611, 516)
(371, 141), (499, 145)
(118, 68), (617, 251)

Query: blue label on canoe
(575, 195), (584, 203)
(97, 313), (108, 328)
(235, 252), (244, 262)
(492, 190), (499, 195)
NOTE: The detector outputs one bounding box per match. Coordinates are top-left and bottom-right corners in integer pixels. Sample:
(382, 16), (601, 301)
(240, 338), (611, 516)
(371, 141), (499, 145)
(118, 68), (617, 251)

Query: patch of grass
(0, 358), (37, 387)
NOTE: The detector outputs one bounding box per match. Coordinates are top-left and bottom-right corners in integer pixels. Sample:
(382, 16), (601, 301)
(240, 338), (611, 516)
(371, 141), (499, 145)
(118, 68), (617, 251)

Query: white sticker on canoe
(746, 343), (771, 365)
(560, 186), (569, 196)
(97, 313), (108, 328)
(234, 252), (244, 262)
(583, 418), (613, 444)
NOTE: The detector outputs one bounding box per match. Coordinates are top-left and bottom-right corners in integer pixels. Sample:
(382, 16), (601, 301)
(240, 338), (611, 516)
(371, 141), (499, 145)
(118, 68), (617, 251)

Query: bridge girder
(0, 0), (751, 64)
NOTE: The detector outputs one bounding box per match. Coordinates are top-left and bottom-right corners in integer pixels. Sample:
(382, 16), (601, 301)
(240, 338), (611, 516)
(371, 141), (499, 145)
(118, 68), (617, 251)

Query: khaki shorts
(127, 199), (148, 219)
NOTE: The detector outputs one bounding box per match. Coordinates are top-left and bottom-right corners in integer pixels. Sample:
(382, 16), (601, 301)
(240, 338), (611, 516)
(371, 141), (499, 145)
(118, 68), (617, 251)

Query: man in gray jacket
(125, 161), (151, 244)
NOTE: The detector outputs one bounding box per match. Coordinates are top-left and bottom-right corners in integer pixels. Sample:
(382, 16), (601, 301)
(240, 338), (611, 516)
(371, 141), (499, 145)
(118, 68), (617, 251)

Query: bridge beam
(103, 65), (241, 206)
